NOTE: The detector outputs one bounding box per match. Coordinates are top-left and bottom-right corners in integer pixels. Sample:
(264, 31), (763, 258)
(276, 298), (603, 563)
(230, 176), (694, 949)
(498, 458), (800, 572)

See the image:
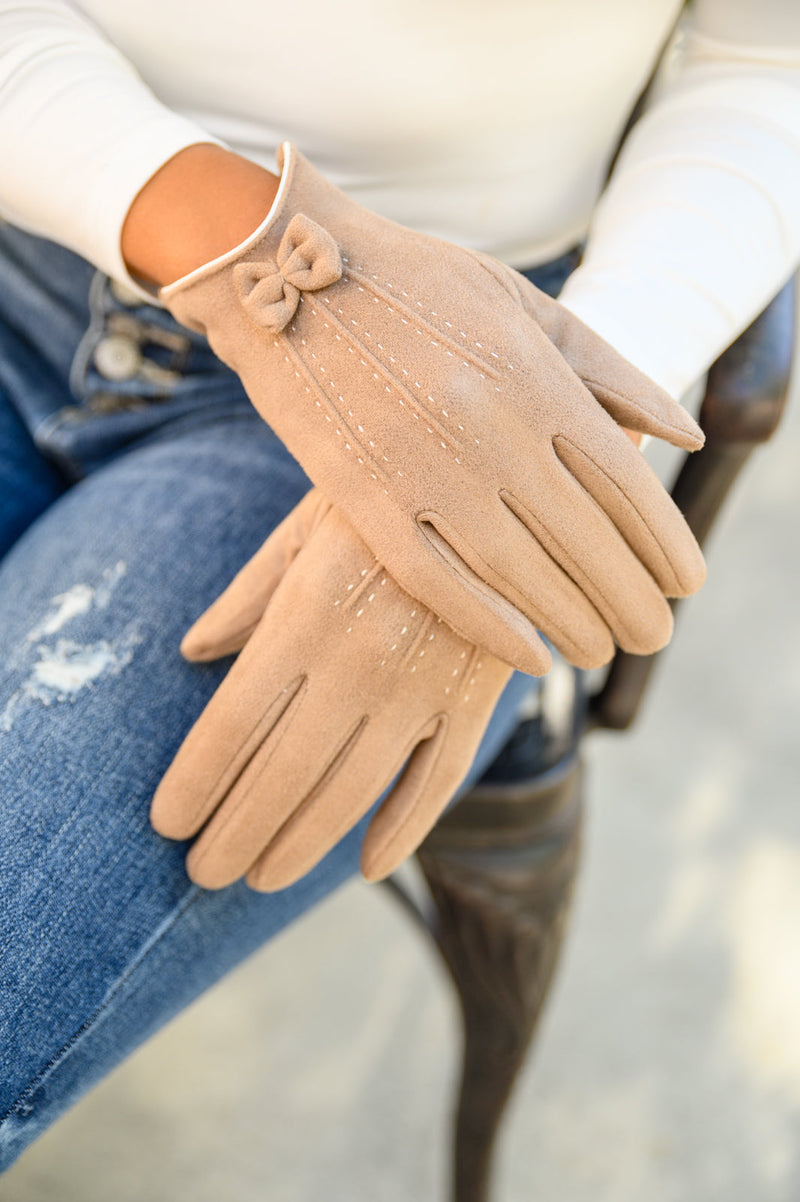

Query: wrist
(121, 143), (280, 288)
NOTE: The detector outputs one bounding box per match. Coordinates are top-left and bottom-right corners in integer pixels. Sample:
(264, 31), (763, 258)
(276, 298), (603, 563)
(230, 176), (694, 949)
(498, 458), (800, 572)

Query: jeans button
(93, 334), (143, 381)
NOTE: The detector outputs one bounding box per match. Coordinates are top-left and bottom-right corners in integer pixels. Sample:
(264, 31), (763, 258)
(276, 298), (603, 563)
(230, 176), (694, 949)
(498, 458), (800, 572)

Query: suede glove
(150, 490), (512, 890)
(160, 142), (706, 677)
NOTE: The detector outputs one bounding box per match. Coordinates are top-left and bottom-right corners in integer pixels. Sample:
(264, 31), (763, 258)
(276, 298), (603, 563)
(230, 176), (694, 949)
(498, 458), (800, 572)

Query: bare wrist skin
(121, 143), (280, 288)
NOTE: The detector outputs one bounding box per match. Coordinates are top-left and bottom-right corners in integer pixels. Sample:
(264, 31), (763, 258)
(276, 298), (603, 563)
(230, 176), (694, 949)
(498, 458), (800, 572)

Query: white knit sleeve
(0, 1), (219, 287)
(558, 0), (800, 399)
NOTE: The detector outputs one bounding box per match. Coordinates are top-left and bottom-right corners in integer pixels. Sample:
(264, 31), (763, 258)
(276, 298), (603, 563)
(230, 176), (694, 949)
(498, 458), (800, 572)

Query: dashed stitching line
(371, 603), (419, 666)
(289, 314), (418, 468)
(304, 297), (470, 457)
(398, 609), (437, 671)
(333, 563), (384, 616)
(419, 506), (587, 658)
(277, 332), (392, 492)
(329, 567), (482, 702)
(458, 645), (481, 704)
(340, 260), (511, 377)
(463, 651), (484, 704)
(288, 322), (442, 474)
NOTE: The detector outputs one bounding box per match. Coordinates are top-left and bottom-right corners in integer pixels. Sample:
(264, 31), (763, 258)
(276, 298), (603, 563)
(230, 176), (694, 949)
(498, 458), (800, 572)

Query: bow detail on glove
(233, 213), (342, 331)
(163, 143), (708, 676)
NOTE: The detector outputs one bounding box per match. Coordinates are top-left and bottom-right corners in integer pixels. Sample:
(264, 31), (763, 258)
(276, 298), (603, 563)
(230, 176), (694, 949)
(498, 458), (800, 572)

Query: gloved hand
(161, 142), (706, 677)
(151, 490), (512, 891)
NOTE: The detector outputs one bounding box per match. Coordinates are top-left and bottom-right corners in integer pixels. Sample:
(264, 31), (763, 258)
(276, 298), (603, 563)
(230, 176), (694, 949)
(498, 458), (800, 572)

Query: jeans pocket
(37, 272), (249, 478)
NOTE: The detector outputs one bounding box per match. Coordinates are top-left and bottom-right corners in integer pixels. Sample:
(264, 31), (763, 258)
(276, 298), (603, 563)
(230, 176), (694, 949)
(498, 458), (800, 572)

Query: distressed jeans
(0, 223), (579, 1169)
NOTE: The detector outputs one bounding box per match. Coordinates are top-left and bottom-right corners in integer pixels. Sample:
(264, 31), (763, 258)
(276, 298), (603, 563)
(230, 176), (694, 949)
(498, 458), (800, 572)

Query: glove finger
(390, 526), (554, 676)
(508, 271), (704, 451)
(551, 433), (706, 598)
(186, 704), (367, 890)
(246, 715), (447, 892)
(150, 671), (307, 842)
(360, 740), (463, 882)
(181, 489), (330, 661)
(416, 504), (614, 670)
(361, 676), (511, 881)
(502, 470), (675, 656)
(250, 641), (513, 891)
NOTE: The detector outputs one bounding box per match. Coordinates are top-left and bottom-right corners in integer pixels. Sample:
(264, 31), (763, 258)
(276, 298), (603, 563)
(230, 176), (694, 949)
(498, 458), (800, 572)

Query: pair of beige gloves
(151, 143), (705, 891)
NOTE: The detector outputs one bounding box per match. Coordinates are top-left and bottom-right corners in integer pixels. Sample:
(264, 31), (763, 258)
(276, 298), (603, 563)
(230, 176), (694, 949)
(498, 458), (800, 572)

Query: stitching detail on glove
(326, 560), (428, 665)
(276, 335), (393, 488)
(302, 297), (469, 455)
(325, 561), (477, 696)
(444, 645), (470, 699)
(340, 261), (508, 378)
(331, 561), (382, 610)
(463, 648), (484, 703)
(332, 567), (387, 609)
(382, 602), (421, 668)
(400, 611), (436, 670)
(416, 510), (588, 662)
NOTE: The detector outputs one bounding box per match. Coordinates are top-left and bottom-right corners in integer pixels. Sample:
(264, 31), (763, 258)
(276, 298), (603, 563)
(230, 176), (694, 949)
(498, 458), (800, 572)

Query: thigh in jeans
(0, 408), (534, 1169)
(0, 389), (66, 556)
(0, 413), (321, 1162)
(0, 225), (544, 1169)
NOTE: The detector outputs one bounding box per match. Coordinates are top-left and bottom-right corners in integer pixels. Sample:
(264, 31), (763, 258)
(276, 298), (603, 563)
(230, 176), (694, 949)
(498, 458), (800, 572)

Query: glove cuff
(159, 143), (352, 335)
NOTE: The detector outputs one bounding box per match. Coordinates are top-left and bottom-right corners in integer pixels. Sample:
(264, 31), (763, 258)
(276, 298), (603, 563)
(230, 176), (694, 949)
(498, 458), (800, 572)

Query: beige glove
(161, 142), (706, 677)
(151, 490), (512, 891)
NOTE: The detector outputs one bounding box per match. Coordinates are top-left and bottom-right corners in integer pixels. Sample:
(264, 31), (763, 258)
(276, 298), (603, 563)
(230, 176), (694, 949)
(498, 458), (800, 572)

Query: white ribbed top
(0, 0), (798, 396)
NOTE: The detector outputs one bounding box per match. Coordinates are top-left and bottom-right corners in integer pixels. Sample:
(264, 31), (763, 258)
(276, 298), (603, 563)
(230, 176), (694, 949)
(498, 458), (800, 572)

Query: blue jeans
(0, 224), (579, 1169)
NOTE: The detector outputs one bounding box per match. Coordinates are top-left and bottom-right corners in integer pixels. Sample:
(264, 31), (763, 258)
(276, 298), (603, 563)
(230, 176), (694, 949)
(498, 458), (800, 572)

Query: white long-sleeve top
(0, 0), (798, 398)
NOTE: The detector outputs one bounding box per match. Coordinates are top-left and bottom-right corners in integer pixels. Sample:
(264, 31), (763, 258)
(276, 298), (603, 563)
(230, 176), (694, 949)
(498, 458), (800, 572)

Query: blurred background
(3, 299), (800, 1202)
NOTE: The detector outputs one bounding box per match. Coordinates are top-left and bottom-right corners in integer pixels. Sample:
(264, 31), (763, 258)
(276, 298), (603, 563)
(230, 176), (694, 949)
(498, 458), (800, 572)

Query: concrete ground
(4, 317), (800, 1201)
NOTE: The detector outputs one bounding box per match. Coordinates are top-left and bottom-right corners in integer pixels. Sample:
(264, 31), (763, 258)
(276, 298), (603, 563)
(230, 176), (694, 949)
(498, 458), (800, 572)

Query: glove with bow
(151, 490), (513, 891)
(161, 142), (706, 678)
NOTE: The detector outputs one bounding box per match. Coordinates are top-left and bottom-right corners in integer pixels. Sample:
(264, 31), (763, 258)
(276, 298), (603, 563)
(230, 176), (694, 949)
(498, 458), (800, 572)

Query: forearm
(559, 0), (800, 400)
(0, 0), (215, 288)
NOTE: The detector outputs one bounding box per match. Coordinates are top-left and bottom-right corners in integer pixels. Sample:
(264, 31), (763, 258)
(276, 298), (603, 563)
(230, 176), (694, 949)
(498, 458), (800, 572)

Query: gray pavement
(4, 317), (800, 1202)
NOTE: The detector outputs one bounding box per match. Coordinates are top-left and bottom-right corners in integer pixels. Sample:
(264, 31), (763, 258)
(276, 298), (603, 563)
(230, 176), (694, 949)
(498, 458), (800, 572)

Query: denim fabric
(0, 222), (579, 1168)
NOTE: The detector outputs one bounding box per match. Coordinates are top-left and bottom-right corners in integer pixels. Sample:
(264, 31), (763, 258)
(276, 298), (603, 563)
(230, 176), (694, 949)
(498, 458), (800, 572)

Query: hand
(150, 490), (512, 891)
(160, 142), (706, 676)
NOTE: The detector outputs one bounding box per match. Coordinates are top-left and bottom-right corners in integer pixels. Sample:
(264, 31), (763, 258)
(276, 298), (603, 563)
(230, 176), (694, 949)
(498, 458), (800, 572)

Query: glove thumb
(181, 489), (331, 661)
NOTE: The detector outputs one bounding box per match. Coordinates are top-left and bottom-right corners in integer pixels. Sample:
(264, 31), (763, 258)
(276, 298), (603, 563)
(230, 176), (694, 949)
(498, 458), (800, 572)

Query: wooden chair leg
(415, 754), (584, 1202)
